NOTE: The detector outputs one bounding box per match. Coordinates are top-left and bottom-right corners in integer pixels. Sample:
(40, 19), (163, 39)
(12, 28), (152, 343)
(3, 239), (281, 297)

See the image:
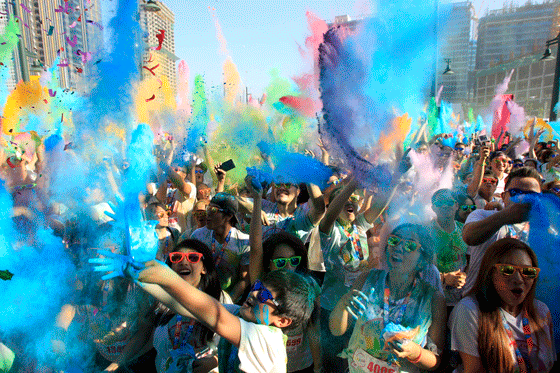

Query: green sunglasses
(460, 205), (477, 212)
(272, 256), (302, 269)
(387, 235), (421, 252)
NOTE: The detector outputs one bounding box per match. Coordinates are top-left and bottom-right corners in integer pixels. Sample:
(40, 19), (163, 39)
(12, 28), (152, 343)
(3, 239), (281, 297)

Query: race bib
(286, 333), (303, 352)
(352, 348), (400, 373)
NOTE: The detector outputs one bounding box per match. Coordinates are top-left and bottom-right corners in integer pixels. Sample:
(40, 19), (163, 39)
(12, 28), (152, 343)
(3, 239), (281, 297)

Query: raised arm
(466, 146), (489, 198)
(247, 176), (264, 285)
(462, 203), (530, 246)
(138, 261), (242, 347)
(306, 183), (326, 226)
(319, 178), (358, 235)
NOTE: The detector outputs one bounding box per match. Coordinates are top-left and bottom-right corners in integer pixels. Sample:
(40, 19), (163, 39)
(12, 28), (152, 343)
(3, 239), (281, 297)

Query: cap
(210, 192), (238, 226)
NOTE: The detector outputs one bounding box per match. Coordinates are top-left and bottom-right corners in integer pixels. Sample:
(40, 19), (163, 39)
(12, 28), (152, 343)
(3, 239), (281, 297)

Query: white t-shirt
(462, 209), (529, 295)
(166, 182), (197, 232)
(261, 200), (315, 242)
(451, 296), (556, 373)
(190, 227), (250, 292)
(218, 304), (287, 373)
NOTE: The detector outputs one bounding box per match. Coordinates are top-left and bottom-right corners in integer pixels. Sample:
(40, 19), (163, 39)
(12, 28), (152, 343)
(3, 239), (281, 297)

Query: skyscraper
(4, 0), (103, 90)
(476, 0), (560, 70)
(139, 0), (178, 98)
(437, 1), (478, 103)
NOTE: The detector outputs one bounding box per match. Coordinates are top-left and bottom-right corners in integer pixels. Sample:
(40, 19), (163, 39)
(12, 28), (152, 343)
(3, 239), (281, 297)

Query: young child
(137, 260), (316, 373)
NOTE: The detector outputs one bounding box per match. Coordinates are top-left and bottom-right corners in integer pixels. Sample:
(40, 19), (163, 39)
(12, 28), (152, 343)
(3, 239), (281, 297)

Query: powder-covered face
(240, 283), (280, 326)
(386, 227), (423, 273)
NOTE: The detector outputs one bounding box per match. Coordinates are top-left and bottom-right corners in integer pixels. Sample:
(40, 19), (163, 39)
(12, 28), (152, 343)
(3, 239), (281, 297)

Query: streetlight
(143, 0), (161, 12)
(442, 58), (454, 75)
(541, 31), (560, 121)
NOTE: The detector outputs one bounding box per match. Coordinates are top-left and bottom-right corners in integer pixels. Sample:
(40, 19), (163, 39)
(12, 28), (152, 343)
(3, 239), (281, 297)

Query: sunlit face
(479, 176), (498, 198)
(491, 156), (508, 174)
(269, 244), (298, 272)
(193, 201), (208, 227)
(170, 247), (206, 288)
(492, 249), (535, 314)
(147, 205), (168, 227)
(195, 167), (205, 184)
(197, 186), (211, 201)
(274, 183), (299, 205)
(386, 227), (423, 273)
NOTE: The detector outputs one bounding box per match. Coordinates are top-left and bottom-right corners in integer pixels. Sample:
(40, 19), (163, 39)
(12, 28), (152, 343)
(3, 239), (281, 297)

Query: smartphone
(219, 159), (236, 172)
(478, 134), (488, 143)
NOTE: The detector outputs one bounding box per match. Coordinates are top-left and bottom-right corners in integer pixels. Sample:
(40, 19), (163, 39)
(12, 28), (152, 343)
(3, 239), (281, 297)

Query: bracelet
(407, 348), (423, 364)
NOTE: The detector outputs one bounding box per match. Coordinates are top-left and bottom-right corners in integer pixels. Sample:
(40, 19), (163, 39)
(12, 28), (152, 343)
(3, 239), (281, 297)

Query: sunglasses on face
(482, 178), (498, 185)
(512, 163), (524, 168)
(507, 188), (540, 198)
(194, 169), (204, 174)
(550, 187), (560, 194)
(272, 256), (301, 269)
(494, 263), (540, 279)
(494, 159), (508, 164)
(460, 205), (477, 211)
(250, 280), (280, 307)
(387, 235), (421, 253)
(349, 195), (360, 203)
(454, 147), (465, 152)
(206, 205), (227, 214)
(193, 210), (207, 217)
(276, 183), (294, 189)
(155, 211), (169, 219)
(169, 252), (204, 264)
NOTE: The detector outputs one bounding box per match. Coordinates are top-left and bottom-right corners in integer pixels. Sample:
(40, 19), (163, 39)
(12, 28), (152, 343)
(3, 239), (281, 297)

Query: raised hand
(89, 249), (145, 281)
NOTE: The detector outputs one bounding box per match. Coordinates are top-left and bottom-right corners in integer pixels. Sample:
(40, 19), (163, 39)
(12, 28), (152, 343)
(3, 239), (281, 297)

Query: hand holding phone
(219, 159), (235, 172)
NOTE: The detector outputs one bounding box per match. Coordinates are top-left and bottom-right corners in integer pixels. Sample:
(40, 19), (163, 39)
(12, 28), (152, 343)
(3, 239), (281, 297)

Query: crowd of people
(1, 119), (559, 373)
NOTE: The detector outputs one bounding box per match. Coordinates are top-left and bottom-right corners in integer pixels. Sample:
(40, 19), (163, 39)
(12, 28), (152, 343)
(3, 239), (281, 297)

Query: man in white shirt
(462, 167), (541, 295)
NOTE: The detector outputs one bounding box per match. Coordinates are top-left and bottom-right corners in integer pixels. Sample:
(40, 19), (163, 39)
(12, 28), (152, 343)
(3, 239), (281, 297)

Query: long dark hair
(155, 239), (221, 344)
(467, 238), (544, 373)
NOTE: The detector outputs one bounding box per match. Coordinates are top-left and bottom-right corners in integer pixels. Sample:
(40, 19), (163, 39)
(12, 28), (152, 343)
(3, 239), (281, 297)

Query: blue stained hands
(91, 195), (160, 280)
(342, 288), (376, 319)
(89, 249), (145, 281)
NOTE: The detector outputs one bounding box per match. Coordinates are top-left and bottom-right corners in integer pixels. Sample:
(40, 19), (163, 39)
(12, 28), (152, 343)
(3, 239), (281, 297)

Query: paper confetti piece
(142, 64), (159, 76)
(155, 29), (165, 50)
(146, 94), (156, 102)
(66, 35), (77, 48)
(20, 4), (31, 13)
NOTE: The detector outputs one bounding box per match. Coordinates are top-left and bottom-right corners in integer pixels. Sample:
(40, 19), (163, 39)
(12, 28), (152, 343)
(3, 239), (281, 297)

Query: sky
(102, 0), (543, 98)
